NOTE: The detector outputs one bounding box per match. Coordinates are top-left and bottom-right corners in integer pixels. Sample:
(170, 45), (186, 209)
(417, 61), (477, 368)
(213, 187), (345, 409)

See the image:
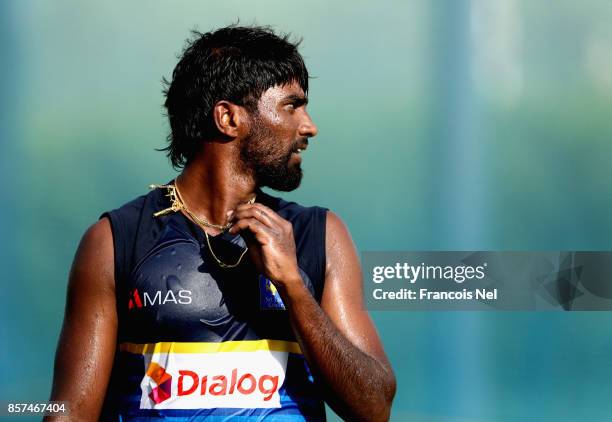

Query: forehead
(258, 81), (306, 106)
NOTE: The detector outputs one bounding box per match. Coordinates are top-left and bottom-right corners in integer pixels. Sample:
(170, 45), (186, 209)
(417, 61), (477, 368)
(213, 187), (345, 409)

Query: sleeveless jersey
(99, 184), (328, 421)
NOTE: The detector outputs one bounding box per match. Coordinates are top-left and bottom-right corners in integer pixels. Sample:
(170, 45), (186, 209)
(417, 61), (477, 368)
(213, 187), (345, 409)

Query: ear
(213, 100), (247, 138)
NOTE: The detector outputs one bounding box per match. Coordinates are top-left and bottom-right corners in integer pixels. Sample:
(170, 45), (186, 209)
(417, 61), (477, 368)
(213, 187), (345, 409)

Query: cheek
(257, 99), (282, 124)
(251, 125), (287, 158)
(258, 120), (295, 150)
(251, 113), (296, 154)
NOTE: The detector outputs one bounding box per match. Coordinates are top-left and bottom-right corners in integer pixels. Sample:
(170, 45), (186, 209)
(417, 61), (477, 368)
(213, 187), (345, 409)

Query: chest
(118, 221), (313, 343)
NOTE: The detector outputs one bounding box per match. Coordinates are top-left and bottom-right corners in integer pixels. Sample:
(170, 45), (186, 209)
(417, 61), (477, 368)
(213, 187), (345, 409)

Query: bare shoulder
(322, 209), (362, 330)
(324, 210), (360, 280)
(325, 210), (351, 239)
(70, 217), (115, 293)
(79, 217), (113, 252)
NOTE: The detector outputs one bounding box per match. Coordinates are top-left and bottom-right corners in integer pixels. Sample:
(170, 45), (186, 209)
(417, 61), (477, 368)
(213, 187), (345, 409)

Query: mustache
(292, 137), (309, 151)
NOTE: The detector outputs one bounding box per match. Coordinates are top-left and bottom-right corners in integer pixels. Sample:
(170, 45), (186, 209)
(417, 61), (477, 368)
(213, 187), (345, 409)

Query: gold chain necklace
(150, 181), (255, 268)
(174, 182), (236, 231)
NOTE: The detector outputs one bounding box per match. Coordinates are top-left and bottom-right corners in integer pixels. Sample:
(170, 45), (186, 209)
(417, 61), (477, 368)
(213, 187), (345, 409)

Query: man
(48, 25), (395, 421)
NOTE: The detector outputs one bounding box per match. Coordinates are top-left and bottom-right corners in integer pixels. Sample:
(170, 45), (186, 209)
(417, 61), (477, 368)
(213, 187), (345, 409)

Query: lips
(292, 139), (309, 154)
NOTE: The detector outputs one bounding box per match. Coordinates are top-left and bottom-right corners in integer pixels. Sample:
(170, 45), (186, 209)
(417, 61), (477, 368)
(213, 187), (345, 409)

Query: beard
(239, 116), (303, 192)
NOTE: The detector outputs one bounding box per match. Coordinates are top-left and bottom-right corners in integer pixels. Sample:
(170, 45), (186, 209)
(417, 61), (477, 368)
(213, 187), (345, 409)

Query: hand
(228, 203), (301, 288)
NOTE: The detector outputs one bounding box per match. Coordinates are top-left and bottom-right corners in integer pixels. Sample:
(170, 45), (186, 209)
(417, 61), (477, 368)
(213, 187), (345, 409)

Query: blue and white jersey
(100, 184), (328, 421)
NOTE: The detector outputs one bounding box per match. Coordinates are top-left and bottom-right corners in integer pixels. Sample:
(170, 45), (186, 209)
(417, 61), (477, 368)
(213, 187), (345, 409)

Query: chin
(263, 170), (303, 192)
(265, 179), (302, 192)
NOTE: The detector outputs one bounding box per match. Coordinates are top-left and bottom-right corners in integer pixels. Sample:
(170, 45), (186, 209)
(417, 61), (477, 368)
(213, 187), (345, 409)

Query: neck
(175, 145), (257, 228)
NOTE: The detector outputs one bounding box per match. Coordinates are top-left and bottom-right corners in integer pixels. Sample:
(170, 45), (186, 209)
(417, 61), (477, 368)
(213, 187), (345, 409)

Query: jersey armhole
(314, 206), (328, 302)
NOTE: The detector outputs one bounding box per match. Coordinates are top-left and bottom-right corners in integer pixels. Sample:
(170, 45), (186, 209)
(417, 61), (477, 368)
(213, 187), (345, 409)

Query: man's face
(239, 81), (318, 191)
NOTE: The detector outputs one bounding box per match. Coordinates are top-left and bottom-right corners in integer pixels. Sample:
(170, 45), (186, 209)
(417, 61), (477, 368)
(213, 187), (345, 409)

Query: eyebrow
(283, 94), (308, 107)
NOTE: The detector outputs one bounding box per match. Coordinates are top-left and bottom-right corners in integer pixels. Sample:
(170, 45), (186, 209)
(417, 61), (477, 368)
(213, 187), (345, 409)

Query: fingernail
(227, 210), (234, 217)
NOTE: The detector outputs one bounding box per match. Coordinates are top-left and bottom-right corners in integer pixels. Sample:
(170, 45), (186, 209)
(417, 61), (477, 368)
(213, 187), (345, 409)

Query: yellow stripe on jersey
(119, 339), (302, 355)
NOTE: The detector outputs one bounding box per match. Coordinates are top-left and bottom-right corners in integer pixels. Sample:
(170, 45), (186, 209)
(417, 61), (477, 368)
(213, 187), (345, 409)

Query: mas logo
(128, 288), (192, 310)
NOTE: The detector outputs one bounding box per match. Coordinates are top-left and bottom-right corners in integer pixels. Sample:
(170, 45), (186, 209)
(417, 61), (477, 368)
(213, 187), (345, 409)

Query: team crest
(259, 275), (286, 310)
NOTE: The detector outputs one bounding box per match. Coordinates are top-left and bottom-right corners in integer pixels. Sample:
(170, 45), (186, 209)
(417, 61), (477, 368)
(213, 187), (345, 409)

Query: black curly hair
(161, 25), (309, 169)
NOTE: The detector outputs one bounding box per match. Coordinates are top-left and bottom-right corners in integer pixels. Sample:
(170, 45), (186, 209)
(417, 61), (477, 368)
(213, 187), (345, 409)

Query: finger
(232, 206), (276, 229)
(235, 203), (287, 226)
(228, 217), (273, 244)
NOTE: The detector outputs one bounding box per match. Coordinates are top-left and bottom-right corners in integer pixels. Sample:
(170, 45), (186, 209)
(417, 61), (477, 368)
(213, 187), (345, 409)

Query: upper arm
(47, 217), (118, 421)
(320, 211), (391, 368)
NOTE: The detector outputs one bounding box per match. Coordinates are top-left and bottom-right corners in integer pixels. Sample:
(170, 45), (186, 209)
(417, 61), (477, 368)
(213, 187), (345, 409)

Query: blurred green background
(2, 1), (612, 421)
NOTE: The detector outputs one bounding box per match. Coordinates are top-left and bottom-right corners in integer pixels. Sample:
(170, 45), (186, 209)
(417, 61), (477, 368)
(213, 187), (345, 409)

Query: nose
(299, 112), (318, 138)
